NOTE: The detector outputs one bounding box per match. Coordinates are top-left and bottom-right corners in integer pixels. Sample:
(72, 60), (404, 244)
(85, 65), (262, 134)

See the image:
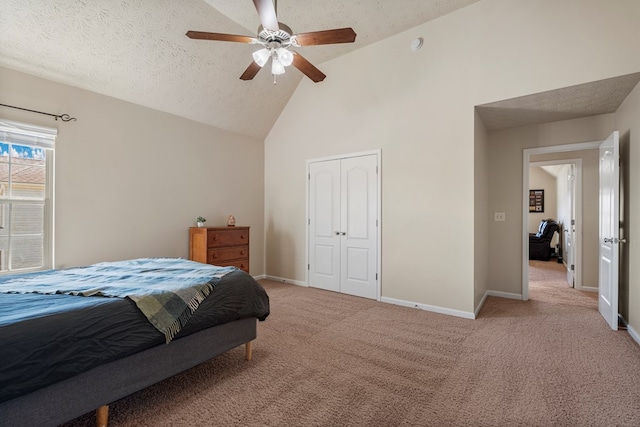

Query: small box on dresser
(189, 226), (250, 273)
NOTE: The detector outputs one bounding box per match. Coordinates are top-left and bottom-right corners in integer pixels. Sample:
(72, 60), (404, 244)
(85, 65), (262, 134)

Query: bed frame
(0, 317), (256, 427)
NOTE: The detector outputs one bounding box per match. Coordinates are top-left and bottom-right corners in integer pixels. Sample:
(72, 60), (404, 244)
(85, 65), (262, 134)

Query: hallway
(528, 259), (597, 308)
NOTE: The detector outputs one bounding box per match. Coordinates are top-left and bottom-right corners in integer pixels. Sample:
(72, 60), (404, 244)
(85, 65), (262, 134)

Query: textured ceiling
(0, 0), (479, 139)
(476, 72), (640, 131)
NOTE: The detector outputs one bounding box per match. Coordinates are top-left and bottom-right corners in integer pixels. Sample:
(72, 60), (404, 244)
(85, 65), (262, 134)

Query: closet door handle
(340, 231), (346, 236)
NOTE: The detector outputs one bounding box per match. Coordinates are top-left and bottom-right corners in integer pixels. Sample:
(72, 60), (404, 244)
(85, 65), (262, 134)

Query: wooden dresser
(189, 226), (250, 273)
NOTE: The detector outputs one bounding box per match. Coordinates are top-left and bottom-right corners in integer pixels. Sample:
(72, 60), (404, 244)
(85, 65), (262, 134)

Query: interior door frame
(522, 141), (600, 300)
(305, 149), (382, 300)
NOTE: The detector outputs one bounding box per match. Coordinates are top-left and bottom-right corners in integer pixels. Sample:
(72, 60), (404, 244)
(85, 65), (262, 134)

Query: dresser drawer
(207, 229), (249, 248)
(215, 259), (249, 273)
(207, 246), (249, 264)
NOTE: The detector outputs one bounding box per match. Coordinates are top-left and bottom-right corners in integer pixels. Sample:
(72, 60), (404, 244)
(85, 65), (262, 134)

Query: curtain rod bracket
(0, 103), (77, 122)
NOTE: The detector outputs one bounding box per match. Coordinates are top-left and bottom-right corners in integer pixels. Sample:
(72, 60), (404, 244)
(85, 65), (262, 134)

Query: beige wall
(0, 67), (265, 273)
(615, 80), (640, 335)
(265, 0), (640, 316)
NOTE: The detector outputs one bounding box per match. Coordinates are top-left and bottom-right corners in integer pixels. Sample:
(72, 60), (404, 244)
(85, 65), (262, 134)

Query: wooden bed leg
(245, 340), (253, 361)
(96, 405), (109, 427)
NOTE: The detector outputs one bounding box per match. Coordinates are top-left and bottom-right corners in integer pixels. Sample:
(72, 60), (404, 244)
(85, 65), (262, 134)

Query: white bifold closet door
(308, 154), (378, 299)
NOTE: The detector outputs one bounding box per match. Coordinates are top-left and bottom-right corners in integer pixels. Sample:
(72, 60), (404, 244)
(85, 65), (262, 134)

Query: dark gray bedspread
(0, 269), (269, 403)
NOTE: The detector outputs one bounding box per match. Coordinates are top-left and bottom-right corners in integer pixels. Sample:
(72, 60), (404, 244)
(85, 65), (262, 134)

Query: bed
(0, 258), (270, 427)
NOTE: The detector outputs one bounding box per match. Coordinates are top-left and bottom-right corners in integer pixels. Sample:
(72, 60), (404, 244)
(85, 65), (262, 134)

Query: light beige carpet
(62, 267), (640, 426)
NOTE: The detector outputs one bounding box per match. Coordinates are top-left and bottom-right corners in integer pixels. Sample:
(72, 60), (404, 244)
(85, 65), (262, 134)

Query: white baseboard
(486, 290), (523, 300)
(627, 323), (640, 346)
(619, 316), (640, 346)
(475, 292), (489, 318)
(262, 275), (307, 287)
(253, 277), (640, 344)
(474, 290), (522, 318)
(578, 286), (598, 292)
(380, 296), (475, 320)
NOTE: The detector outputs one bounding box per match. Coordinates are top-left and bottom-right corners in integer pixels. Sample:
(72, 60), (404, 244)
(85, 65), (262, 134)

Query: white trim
(475, 292), (489, 318)
(262, 275), (307, 287)
(627, 324), (640, 346)
(486, 290), (523, 300)
(381, 296), (475, 320)
(618, 316), (640, 346)
(305, 149), (381, 164)
(522, 140), (601, 300)
(305, 149), (382, 301)
(0, 118), (57, 149)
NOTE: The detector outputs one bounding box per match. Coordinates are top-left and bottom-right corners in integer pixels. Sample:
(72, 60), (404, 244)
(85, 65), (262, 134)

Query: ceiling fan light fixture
(252, 48), (270, 67)
(186, 1), (356, 83)
(271, 58), (286, 75)
(276, 47), (294, 66)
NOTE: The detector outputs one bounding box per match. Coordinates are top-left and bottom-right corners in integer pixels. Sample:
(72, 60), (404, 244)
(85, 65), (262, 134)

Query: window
(0, 119), (55, 273)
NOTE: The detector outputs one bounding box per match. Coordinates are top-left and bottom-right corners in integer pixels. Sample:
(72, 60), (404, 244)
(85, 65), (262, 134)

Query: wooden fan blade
(186, 31), (255, 44)
(292, 52), (326, 83)
(240, 61), (263, 81)
(253, 0), (279, 31)
(294, 28), (356, 46)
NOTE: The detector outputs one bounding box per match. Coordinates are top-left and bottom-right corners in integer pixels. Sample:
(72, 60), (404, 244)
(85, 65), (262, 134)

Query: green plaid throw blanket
(0, 258), (236, 343)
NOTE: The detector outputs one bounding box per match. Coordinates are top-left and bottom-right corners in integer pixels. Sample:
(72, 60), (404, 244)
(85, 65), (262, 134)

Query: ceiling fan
(186, 0), (356, 83)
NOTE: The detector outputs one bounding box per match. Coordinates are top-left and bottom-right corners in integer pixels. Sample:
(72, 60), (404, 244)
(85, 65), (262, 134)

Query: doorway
(522, 141), (601, 301)
(528, 160), (581, 289)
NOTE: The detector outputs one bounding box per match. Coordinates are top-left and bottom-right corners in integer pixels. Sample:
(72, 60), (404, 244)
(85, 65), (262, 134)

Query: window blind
(0, 119), (57, 149)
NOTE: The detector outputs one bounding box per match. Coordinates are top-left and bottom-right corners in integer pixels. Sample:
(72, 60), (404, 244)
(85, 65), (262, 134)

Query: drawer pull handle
(212, 254), (218, 259)
(240, 235), (245, 239)
(240, 251), (245, 255)
(213, 235), (218, 241)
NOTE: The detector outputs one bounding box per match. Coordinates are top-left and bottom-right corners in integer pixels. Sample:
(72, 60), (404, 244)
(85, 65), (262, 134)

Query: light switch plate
(494, 212), (506, 222)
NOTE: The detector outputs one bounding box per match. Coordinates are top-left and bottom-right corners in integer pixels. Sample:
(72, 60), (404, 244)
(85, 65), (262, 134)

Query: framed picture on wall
(529, 189), (544, 212)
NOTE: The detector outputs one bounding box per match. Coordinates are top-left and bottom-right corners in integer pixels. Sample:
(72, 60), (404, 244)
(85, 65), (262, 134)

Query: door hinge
(308, 173), (311, 180)
(376, 273), (378, 280)
(308, 218), (310, 225)
(376, 166), (378, 174)
(308, 264), (310, 270)
(571, 219), (576, 226)
(571, 264), (575, 271)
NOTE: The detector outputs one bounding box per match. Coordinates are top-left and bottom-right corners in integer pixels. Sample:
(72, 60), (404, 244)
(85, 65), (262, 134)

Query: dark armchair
(529, 219), (559, 261)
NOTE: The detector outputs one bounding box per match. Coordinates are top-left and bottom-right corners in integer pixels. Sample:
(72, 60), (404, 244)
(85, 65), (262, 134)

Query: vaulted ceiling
(0, 0), (479, 139)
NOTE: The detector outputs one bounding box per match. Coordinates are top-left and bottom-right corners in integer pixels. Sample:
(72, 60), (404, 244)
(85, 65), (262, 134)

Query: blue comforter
(0, 258), (236, 342)
(0, 260), (270, 404)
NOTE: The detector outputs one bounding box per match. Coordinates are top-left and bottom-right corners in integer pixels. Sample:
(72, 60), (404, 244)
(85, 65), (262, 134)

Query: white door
(339, 155), (378, 299)
(598, 131), (620, 330)
(565, 164), (576, 287)
(308, 160), (341, 292)
(308, 154), (378, 299)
